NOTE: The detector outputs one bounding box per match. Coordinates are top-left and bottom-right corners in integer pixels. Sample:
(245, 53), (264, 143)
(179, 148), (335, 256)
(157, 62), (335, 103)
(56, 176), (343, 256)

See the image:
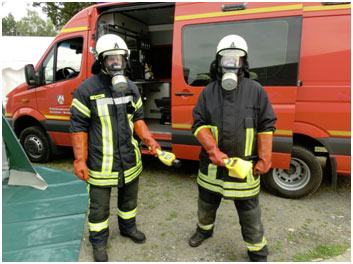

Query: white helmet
(95, 34), (130, 60)
(216, 34), (248, 57)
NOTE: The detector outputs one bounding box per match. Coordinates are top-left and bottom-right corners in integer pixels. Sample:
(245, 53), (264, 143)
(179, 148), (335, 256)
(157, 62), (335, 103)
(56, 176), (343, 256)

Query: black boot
(188, 231), (211, 247)
(248, 246), (268, 262)
(121, 229), (146, 243)
(93, 246), (108, 262)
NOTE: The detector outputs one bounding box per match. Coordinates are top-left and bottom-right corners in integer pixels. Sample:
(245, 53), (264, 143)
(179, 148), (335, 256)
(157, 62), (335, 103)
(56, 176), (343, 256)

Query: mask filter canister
(221, 72), (238, 91)
(112, 74), (128, 92)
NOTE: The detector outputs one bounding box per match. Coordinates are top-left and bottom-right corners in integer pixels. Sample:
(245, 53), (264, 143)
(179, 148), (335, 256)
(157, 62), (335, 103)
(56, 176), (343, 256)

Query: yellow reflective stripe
(194, 125), (219, 144)
(124, 160), (142, 176)
(129, 119), (141, 164)
(97, 103), (113, 173)
(245, 128), (254, 156)
(197, 176), (260, 198)
(245, 236), (267, 252)
(135, 97), (143, 109)
(125, 163), (142, 184)
(198, 221), (214, 231)
(328, 130), (351, 137)
(60, 26), (88, 33)
(90, 94), (105, 100)
(72, 98), (91, 118)
(87, 184), (91, 215)
(88, 169), (119, 178)
(117, 208), (137, 220)
(199, 170), (260, 189)
(44, 115), (70, 120)
(88, 218), (109, 232)
(274, 130), (292, 136)
(88, 178), (118, 186)
(208, 163), (217, 180)
(258, 131), (273, 135)
(175, 4), (303, 21)
(172, 123), (192, 129)
(304, 3), (351, 12)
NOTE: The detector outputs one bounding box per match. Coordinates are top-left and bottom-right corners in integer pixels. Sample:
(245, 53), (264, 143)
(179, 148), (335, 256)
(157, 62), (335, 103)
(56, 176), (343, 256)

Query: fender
(13, 107), (46, 122)
(293, 121), (330, 140)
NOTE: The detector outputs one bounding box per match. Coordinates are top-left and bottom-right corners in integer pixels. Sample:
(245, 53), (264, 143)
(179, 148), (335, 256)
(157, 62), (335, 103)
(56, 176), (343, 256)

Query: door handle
(175, 92), (194, 96)
(22, 99), (30, 103)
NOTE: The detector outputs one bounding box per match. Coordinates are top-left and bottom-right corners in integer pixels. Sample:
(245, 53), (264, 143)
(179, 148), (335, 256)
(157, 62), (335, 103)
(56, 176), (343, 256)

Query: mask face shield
(103, 53), (128, 92)
(104, 53), (126, 74)
(218, 49), (245, 91)
(219, 49), (245, 72)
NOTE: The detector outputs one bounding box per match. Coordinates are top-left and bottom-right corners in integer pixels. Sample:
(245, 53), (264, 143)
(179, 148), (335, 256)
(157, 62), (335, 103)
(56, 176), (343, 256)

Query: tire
(262, 145), (322, 199)
(19, 126), (52, 163)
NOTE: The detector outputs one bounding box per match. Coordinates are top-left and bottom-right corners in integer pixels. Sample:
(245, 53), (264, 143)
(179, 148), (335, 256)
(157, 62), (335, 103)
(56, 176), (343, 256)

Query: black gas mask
(103, 53), (128, 92)
(217, 49), (245, 91)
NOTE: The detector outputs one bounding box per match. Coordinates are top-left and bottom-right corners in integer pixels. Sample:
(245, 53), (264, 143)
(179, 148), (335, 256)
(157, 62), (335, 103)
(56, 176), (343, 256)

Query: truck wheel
(19, 126), (52, 163)
(262, 145), (322, 199)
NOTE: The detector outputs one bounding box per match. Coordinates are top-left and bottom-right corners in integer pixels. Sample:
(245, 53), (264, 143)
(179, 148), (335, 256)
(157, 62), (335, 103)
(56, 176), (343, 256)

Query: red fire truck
(4, 2), (351, 198)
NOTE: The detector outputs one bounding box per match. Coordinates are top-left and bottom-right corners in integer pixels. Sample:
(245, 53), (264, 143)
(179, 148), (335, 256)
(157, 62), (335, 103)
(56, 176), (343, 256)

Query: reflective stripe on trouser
(196, 189), (222, 236)
(87, 178), (139, 247)
(235, 197), (269, 260)
(117, 178), (139, 233)
(88, 184), (111, 248)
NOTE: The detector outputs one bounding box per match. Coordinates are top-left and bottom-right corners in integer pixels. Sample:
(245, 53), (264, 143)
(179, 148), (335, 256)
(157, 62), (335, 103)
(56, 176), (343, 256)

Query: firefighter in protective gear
(189, 34), (277, 262)
(70, 34), (161, 262)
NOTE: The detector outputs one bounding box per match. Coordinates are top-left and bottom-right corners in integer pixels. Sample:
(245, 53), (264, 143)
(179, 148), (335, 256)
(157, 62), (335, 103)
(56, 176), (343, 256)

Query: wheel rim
(24, 135), (43, 159)
(272, 158), (311, 191)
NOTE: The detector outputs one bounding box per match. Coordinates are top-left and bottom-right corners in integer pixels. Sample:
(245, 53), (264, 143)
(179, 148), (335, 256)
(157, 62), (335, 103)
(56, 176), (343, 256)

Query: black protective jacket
(70, 72), (143, 187)
(192, 77), (277, 199)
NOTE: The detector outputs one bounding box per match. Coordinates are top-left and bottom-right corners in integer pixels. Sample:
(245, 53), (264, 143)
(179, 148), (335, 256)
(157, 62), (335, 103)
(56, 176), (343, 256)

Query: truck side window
(43, 48), (55, 84)
(56, 37), (83, 81)
(42, 37), (83, 84)
(182, 16), (302, 86)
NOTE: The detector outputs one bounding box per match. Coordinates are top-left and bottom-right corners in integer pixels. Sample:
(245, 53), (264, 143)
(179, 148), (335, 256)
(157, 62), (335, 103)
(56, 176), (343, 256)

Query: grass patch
(165, 211), (178, 221)
(292, 243), (350, 262)
(287, 232), (295, 241)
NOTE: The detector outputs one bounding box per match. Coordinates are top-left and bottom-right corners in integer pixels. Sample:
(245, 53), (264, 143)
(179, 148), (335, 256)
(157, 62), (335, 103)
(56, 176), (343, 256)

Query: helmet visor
(218, 49), (246, 57)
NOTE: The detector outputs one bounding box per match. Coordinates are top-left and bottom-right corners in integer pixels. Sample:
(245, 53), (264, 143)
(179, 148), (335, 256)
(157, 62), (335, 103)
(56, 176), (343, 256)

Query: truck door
(35, 32), (88, 146)
(172, 2), (303, 165)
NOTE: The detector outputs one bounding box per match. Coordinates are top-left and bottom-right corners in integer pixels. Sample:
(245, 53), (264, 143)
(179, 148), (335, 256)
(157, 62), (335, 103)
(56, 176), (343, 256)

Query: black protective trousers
(197, 187), (269, 262)
(88, 178), (139, 248)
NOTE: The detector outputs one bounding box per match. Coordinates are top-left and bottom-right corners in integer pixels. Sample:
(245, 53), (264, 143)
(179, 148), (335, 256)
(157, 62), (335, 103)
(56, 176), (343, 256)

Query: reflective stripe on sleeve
(71, 98), (91, 118)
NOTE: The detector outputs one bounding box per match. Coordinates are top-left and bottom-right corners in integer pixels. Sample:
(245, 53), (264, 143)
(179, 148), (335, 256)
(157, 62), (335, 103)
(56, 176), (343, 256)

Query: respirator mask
(104, 52), (128, 92)
(218, 50), (244, 91)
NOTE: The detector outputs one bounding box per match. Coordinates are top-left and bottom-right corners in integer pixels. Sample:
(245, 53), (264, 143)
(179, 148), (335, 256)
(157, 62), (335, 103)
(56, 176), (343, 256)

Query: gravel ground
(43, 152), (351, 262)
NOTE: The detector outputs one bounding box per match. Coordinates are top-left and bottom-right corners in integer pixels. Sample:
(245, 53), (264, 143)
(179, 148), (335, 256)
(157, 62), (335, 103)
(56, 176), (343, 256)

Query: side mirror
(24, 64), (40, 86)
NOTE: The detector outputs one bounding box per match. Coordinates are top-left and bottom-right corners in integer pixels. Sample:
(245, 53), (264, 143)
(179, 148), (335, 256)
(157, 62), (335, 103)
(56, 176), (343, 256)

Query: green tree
(16, 9), (57, 36)
(2, 10), (57, 36)
(33, 2), (93, 29)
(2, 13), (17, 35)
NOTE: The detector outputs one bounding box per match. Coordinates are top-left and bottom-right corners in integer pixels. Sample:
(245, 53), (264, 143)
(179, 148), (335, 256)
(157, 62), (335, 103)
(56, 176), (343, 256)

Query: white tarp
(1, 36), (54, 99)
